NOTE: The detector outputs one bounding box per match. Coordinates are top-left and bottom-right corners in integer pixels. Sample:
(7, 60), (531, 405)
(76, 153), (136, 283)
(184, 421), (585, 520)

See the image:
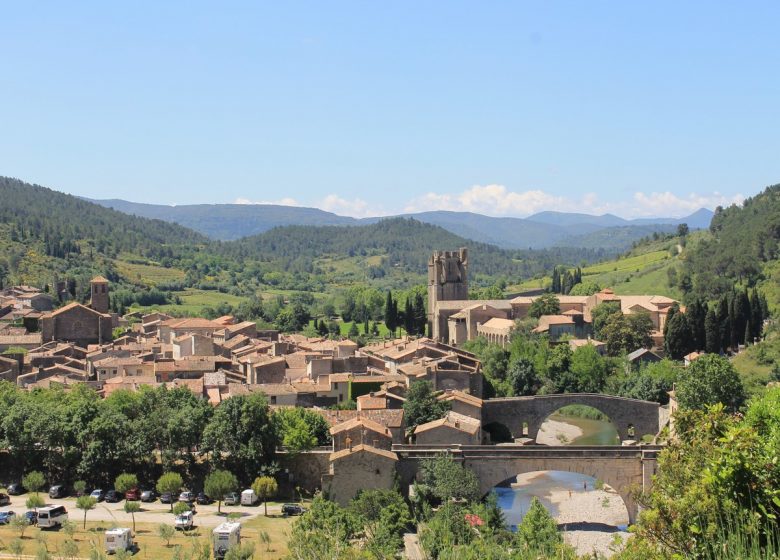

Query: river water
(496, 415), (622, 529)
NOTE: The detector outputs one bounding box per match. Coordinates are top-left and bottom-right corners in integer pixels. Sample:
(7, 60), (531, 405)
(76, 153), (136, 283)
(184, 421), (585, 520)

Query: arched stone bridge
(482, 394), (661, 442)
(394, 444), (662, 524)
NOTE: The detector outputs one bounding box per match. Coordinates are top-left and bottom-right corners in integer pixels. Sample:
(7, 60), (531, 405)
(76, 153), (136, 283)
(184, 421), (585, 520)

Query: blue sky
(2, 2), (778, 218)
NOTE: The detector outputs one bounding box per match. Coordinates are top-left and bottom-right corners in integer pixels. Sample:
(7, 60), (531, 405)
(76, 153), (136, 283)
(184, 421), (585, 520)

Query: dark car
(0, 494), (10, 506)
(0, 511), (15, 525)
(160, 492), (173, 504)
(196, 492), (212, 505)
(281, 503), (305, 516)
(49, 484), (67, 499)
(125, 488), (140, 501)
(140, 490), (156, 503)
(6, 483), (23, 496)
(105, 490), (123, 503)
(25, 511), (37, 525)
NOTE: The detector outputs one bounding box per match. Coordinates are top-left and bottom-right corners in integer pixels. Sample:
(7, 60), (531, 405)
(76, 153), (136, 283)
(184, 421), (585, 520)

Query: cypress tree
(664, 312), (693, 360)
(750, 287), (763, 341)
(717, 296), (730, 353)
(704, 307), (720, 354)
(551, 268), (561, 294)
(384, 291), (397, 336)
(403, 298), (414, 335)
(413, 293), (427, 335)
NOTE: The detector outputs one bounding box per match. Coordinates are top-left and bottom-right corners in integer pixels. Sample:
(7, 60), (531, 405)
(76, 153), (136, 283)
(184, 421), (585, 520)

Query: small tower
(427, 248), (469, 340)
(90, 276), (110, 314)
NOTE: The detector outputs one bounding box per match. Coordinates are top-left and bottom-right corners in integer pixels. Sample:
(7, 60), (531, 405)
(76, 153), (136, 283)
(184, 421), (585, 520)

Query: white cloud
(403, 184), (744, 219)
(233, 197), (300, 206)
(319, 194), (386, 218)
(628, 191), (744, 218)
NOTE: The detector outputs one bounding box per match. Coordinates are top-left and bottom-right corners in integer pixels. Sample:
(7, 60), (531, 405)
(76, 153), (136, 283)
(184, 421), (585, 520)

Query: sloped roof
(330, 417), (392, 437)
(330, 444), (397, 462)
(414, 411), (480, 435)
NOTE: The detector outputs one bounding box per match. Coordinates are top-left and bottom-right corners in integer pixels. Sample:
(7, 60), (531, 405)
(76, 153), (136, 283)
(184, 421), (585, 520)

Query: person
(568, 490), (572, 499)
(583, 481), (587, 491)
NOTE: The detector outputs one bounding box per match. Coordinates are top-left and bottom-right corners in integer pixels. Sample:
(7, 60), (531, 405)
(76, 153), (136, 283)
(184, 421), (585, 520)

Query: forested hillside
(684, 184), (780, 304)
(1, 177), (613, 320)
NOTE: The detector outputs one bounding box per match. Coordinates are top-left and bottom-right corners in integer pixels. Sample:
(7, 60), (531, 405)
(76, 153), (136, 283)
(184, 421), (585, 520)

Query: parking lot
(0, 493), (288, 528)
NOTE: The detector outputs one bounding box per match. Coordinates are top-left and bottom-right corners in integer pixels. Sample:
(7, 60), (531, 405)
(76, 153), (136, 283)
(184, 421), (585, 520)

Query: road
(0, 494), (286, 528)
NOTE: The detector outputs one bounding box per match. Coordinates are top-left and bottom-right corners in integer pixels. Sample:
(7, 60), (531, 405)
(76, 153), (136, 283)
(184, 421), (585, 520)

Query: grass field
(581, 250), (672, 276)
(129, 289), (248, 316)
(0, 515), (293, 560)
(114, 259), (186, 286)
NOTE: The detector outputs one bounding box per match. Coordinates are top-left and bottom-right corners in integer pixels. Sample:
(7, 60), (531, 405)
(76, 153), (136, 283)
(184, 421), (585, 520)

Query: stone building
(427, 248), (468, 341)
(41, 302), (112, 346)
(325, 445), (398, 505)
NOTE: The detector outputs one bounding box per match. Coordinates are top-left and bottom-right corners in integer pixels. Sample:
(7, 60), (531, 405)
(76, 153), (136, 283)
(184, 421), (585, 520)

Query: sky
(2, 2), (778, 219)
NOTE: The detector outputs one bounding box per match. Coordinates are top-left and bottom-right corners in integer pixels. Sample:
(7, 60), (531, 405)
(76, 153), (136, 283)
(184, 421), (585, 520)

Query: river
(552, 413), (620, 445)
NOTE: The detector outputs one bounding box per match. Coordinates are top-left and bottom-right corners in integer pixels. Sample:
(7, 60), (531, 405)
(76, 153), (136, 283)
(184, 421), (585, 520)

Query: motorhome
(105, 528), (134, 554)
(240, 488), (257, 506)
(37, 505), (68, 528)
(212, 522), (241, 559)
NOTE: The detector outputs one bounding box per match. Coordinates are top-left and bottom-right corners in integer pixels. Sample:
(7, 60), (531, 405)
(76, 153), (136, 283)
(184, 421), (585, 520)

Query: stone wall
(325, 449), (397, 505)
(280, 451), (331, 494)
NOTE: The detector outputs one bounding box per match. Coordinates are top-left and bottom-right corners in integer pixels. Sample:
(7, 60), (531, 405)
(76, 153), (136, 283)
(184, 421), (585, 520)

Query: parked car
(6, 483), (23, 496)
(49, 484), (67, 499)
(223, 492), (240, 506)
(140, 490), (156, 503)
(0, 511), (15, 525)
(90, 489), (105, 502)
(281, 503), (305, 516)
(0, 493), (10, 506)
(160, 492), (173, 504)
(174, 510), (194, 531)
(196, 492), (212, 505)
(125, 488), (140, 501)
(25, 510), (38, 525)
(105, 490), (123, 503)
(178, 491), (195, 503)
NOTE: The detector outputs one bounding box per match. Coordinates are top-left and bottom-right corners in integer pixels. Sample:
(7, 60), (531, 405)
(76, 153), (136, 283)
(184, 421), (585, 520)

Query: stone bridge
(394, 444), (662, 524)
(482, 394), (661, 442)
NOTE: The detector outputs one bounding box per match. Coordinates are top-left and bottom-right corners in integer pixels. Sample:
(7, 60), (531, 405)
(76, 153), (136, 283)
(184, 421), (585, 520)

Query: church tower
(427, 248), (468, 340)
(90, 276), (110, 314)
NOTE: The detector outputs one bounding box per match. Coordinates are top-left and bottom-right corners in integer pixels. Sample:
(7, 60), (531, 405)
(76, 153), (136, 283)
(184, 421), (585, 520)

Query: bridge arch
(490, 470), (630, 528)
(393, 444), (662, 526)
(536, 404), (620, 445)
(482, 394), (660, 442)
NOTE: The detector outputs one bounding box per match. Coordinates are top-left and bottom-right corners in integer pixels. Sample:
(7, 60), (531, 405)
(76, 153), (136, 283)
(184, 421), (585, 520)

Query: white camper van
(212, 522), (241, 559)
(240, 488), (257, 506)
(105, 528), (134, 554)
(37, 505), (68, 528)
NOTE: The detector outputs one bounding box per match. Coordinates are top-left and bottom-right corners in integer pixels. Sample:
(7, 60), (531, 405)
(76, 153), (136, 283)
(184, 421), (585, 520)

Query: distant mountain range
(91, 198), (713, 252)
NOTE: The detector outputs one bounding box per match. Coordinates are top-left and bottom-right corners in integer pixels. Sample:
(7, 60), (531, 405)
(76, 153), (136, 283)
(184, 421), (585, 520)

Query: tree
(204, 469), (238, 514)
(156, 472), (184, 512)
(704, 307), (720, 354)
(403, 380), (450, 434)
(26, 494), (45, 512)
(273, 407), (331, 453)
(73, 480), (87, 497)
(515, 497), (562, 555)
(252, 476), (278, 517)
(601, 311), (653, 356)
(350, 489), (412, 556)
(528, 293), (560, 318)
(347, 322), (359, 338)
(76, 495), (97, 529)
(676, 354), (745, 412)
(10, 514), (30, 540)
(664, 311), (693, 360)
(172, 501), (191, 515)
(567, 344), (608, 393)
(114, 473), (138, 502)
(157, 523), (176, 547)
(22, 471), (45, 496)
(420, 456), (481, 503)
(676, 223), (689, 237)
(509, 357), (539, 396)
(124, 501), (140, 532)
(591, 301), (622, 339)
(201, 393), (278, 483)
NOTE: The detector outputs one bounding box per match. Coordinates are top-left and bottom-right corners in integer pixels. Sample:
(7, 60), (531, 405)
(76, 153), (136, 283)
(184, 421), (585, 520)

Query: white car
(175, 510), (194, 531)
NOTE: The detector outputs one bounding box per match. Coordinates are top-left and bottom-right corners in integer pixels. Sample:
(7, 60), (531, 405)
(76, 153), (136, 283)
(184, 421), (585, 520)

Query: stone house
(330, 417), (393, 451)
(40, 303), (112, 347)
(414, 411), (482, 445)
(172, 333), (215, 359)
(325, 445), (398, 506)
